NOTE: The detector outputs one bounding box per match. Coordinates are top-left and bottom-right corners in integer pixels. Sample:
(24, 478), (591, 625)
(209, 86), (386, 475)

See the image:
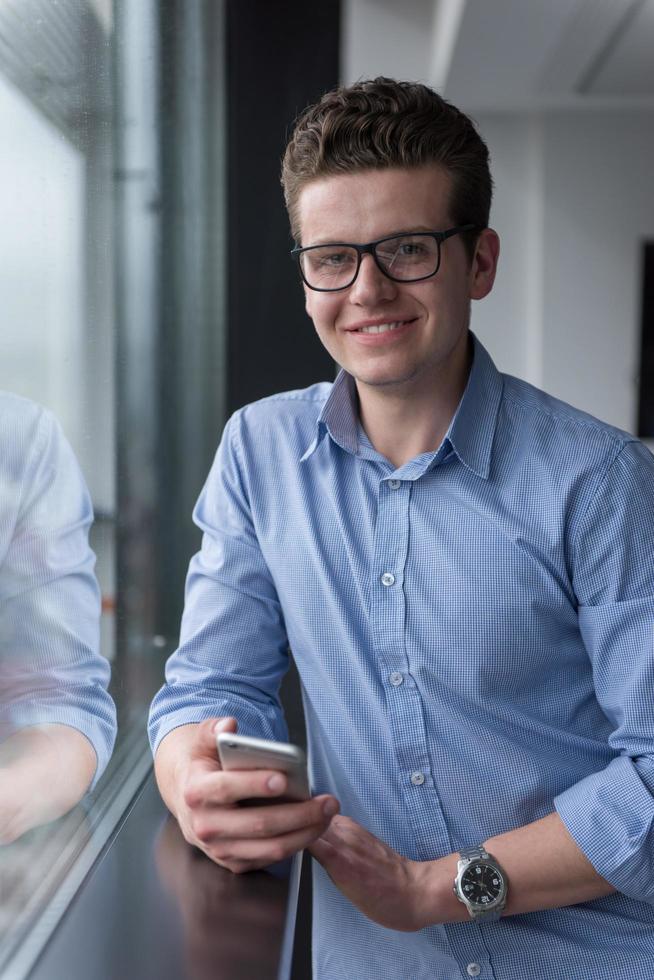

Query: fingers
(185, 792), (339, 873)
(315, 813), (359, 845)
(307, 834), (335, 865)
(308, 816), (376, 875)
(217, 823), (327, 872)
(183, 766), (291, 808)
(194, 794), (338, 842)
(201, 813), (335, 873)
(308, 815), (358, 871)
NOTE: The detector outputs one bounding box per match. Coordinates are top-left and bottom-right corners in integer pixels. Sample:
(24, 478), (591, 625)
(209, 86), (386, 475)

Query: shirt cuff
(554, 754), (654, 904)
(148, 686), (288, 756)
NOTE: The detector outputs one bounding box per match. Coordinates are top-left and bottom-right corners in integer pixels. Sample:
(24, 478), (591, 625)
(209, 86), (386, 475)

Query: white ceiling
(342, 0), (654, 111)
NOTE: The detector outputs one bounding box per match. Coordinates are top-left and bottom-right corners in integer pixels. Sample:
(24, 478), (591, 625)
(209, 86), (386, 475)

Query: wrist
(154, 724), (202, 819)
(411, 853), (469, 928)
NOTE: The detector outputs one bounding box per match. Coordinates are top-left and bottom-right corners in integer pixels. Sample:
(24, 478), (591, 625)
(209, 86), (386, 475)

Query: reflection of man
(150, 79), (654, 978)
(155, 818), (288, 980)
(0, 393), (116, 842)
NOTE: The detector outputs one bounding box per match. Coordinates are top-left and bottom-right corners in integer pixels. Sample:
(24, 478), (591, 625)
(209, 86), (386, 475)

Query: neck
(355, 339), (472, 470)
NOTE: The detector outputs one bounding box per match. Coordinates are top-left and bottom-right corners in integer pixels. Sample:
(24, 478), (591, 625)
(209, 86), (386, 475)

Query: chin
(354, 369), (420, 390)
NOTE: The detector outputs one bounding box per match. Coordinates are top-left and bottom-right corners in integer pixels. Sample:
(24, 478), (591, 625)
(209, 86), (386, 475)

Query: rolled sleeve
(148, 413), (290, 753)
(0, 402), (117, 788)
(555, 443), (654, 902)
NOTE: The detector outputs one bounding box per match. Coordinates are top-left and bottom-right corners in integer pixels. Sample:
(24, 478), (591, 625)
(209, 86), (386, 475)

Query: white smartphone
(216, 732), (310, 802)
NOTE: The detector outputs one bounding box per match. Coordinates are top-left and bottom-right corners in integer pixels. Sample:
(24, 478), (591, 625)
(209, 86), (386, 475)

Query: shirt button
(389, 672), (404, 687)
(410, 771), (425, 786)
(388, 479), (401, 489)
(380, 572), (396, 587)
(467, 965), (481, 977)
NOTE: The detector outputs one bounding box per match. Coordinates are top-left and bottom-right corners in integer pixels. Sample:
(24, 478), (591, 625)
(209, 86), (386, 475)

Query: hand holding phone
(216, 732), (310, 802)
(156, 717), (338, 874)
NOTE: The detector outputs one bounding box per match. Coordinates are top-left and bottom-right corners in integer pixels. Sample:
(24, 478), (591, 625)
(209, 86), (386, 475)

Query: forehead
(297, 166), (453, 245)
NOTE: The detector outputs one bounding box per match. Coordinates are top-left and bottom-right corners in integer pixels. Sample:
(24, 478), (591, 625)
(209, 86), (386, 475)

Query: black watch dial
(461, 862), (504, 907)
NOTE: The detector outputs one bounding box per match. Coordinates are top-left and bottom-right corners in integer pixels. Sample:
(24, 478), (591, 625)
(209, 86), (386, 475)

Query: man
(0, 393), (117, 842)
(149, 78), (654, 978)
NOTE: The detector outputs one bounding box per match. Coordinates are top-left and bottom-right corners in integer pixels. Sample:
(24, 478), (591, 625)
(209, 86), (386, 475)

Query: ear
(469, 228), (500, 301)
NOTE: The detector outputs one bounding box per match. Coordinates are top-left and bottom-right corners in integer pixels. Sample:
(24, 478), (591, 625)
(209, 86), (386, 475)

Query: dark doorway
(637, 242), (654, 438)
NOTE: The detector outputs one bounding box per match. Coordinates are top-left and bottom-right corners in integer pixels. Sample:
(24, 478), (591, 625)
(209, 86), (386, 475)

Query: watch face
(461, 862), (504, 907)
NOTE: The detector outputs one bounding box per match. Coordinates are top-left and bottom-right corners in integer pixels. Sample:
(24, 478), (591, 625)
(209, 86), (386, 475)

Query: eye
(377, 236), (435, 267)
(397, 241), (428, 257)
(316, 249), (355, 268)
(302, 247), (357, 282)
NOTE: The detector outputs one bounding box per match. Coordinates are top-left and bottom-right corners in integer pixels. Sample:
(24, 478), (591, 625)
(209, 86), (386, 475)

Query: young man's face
(297, 166), (498, 399)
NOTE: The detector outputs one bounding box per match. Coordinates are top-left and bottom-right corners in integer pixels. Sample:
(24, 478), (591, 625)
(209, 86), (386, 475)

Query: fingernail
(323, 799), (338, 818)
(267, 774), (285, 792)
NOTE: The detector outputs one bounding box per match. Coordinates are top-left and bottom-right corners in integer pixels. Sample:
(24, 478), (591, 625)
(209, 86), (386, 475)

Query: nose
(348, 253), (398, 306)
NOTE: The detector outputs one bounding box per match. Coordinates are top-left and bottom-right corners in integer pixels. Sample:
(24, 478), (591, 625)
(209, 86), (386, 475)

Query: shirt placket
(370, 473), (498, 980)
(369, 475), (452, 849)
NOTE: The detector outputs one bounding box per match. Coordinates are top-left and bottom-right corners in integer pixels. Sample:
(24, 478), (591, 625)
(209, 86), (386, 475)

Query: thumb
(191, 716), (238, 761)
(213, 716), (238, 735)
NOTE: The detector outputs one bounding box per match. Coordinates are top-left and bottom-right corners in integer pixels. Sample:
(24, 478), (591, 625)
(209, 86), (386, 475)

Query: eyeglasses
(291, 225), (476, 292)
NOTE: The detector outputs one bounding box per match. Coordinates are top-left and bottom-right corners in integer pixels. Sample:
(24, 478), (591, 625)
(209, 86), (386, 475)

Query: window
(0, 1), (226, 972)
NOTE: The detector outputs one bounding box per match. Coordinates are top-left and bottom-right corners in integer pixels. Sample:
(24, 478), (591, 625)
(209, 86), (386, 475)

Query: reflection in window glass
(0, 0), (226, 972)
(0, 0), (116, 653)
(0, 1), (121, 972)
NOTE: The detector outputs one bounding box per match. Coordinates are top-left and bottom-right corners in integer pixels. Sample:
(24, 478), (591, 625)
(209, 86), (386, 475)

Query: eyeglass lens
(299, 234), (440, 289)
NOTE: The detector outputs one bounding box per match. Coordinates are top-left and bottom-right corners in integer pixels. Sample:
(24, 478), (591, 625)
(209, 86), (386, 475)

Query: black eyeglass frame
(291, 224), (477, 292)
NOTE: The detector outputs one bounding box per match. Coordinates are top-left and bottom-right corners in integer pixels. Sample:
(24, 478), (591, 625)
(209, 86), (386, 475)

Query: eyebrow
(301, 226), (440, 247)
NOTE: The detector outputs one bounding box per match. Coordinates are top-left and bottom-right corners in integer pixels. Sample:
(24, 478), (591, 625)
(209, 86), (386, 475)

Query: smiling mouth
(352, 320), (411, 334)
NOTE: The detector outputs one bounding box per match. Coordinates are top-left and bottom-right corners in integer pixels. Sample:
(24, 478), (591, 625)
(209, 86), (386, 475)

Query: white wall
(341, 0), (436, 86)
(473, 109), (654, 434)
(467, 113), (538, 382)
(0, 74), (116, 513)
(0, 76), (84, 445)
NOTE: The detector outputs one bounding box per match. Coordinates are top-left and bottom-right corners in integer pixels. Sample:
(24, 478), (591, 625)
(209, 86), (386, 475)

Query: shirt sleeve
(148, 412), (290, 753)
(0, 406), (117, 788)
(554, 439), (654, 903)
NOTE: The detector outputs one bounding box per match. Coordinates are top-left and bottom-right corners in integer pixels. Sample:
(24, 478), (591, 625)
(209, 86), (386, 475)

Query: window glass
(0, 1), (226, 972)
(0, 1), (118, 969)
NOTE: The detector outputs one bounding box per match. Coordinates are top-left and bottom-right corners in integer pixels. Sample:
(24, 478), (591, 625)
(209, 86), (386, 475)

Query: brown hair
(281, 77), (492, 259)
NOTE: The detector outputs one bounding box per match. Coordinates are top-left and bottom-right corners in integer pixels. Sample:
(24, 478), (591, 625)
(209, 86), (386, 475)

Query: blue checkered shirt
(149, 335), (654, 979)
(0, 392), (116, 786)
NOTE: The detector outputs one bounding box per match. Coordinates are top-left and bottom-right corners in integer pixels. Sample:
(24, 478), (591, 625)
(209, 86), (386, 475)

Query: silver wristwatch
(454, 846), (508, 922)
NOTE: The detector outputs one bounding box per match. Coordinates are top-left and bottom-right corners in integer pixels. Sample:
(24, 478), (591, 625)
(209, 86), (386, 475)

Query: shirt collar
(446, 335), (503, 480)
(300, 333), (503, 479)
(300, 369), (359, 460)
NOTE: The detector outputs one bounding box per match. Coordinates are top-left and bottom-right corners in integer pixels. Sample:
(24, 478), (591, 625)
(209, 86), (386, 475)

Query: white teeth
(356, 322), (403, 334)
